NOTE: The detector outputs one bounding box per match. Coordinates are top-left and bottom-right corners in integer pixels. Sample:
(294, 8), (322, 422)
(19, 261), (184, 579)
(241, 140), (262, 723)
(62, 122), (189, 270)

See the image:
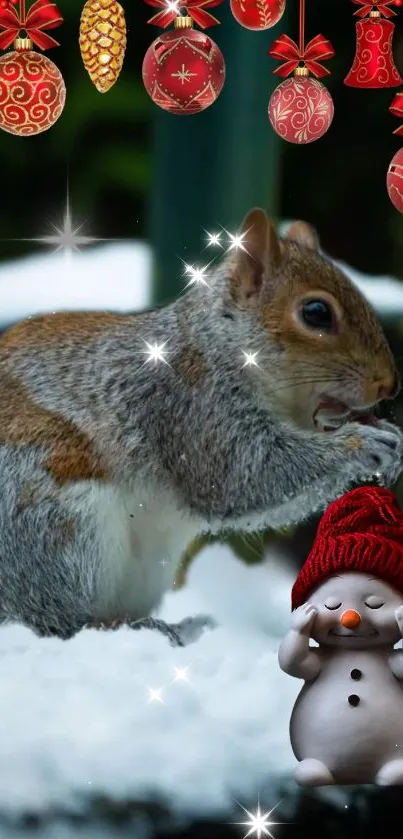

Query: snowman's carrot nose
(340, 609), (361, 629)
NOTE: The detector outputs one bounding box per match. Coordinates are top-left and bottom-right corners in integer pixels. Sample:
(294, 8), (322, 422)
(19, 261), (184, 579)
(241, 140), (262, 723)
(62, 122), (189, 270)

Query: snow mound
(0, 544), (298, 821)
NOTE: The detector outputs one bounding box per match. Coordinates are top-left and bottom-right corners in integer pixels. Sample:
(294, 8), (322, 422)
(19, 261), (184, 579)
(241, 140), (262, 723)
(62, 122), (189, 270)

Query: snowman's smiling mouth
(328, 628), (379, 638)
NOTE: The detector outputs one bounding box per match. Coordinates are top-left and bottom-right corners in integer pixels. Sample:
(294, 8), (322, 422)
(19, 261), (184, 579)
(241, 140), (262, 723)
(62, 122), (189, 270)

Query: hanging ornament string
(0, 0), (63, 50)
(268, 0), (334, 78)
(352, 1), (397, 17)
(145, 0), (222, 28)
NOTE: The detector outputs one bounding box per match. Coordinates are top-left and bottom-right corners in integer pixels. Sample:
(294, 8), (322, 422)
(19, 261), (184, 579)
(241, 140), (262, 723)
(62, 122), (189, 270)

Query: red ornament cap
(291, 486), (403, 610)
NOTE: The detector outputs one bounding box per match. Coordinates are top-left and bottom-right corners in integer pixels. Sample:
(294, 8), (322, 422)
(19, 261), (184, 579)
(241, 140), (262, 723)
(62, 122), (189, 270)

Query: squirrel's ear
(228, 208), (281, 304)
(286, 220), (319, 251)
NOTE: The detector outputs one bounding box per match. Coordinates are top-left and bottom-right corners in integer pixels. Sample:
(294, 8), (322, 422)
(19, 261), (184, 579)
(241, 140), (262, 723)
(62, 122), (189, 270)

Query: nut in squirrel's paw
(335, 421), (403, 486)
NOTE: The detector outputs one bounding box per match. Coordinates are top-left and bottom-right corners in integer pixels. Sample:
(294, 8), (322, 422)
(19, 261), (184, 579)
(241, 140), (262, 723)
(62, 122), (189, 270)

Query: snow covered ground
(0, 544), (298, 827)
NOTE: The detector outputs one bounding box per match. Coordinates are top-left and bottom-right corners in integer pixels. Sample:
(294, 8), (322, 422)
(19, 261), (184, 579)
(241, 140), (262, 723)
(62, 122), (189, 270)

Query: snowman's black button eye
(350, 669), (362, 681)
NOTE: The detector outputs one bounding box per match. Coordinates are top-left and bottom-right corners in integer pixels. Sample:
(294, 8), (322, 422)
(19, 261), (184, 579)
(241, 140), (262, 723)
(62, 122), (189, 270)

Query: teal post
(148, 2), (284, 306)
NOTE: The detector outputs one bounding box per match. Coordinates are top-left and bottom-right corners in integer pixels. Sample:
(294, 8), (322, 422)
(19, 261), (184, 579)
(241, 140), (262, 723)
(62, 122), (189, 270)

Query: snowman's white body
(291, 646), (403, 784)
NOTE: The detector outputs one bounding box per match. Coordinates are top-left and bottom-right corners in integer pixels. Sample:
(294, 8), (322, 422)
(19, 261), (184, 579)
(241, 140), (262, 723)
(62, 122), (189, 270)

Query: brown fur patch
(344, 435), (362, 451)
(175, 346), (208, 386)
(0, 373), (108, 485)
(0, 311), (128, 353)
(58, 517), (76, 547)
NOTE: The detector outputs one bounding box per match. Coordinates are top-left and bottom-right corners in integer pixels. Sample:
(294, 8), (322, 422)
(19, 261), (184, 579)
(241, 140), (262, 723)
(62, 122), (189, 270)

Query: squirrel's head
(220, 207), (399, 431)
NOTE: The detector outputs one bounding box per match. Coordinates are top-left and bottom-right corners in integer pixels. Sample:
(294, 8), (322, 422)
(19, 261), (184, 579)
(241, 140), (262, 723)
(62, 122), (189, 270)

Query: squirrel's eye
(325, 602), (342, 610)
(300, 299), (334, 332)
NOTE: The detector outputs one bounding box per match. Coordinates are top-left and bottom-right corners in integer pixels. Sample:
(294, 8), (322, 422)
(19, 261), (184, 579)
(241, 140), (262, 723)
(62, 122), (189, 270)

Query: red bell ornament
(344, 1), (402, 89)
(142, 0), (225, 114)
(230, 0), (286, 31)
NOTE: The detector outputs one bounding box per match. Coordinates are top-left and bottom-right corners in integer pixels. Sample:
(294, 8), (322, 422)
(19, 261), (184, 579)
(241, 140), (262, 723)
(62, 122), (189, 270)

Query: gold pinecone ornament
(79, 0), (127, 93)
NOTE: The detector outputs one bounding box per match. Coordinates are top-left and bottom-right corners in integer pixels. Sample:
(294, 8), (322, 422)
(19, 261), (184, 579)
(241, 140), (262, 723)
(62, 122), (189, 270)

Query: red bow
(145, 0), (222, 28)
(352, 1), (397, 18)
(0, 0), (63, 50)
(268, 33), (335, 78)
(390, 91), (403, 135)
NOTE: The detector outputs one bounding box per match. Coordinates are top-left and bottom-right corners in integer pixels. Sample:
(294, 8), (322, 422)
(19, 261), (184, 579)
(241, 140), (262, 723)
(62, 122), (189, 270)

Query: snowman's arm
(278, 630), (321, 681)
(389, 649), (403, 680)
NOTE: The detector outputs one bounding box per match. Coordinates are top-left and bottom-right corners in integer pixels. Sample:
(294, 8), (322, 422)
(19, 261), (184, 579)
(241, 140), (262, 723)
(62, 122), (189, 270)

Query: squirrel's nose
(377, 372), (400, 400)
(340, 609), (361, 629)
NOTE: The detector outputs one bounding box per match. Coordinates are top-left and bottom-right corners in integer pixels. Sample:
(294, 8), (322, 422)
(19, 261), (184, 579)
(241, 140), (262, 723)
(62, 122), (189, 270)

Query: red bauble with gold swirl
(387, 147), (403, 213)
(0, 39), (66, 136)
(142, 16), (225, 115)
(268, 71), (334, 144)
(230, 0), (285, 31)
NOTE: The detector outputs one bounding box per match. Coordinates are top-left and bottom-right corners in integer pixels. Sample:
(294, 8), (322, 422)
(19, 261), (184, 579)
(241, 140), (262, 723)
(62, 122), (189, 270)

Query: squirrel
(0, 207), (401, 646)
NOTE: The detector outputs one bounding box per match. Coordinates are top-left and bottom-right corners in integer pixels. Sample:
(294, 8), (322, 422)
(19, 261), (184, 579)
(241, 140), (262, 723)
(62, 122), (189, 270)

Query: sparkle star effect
(147, 687), (164, 703)
(242, 351), (260, 369)
(140, 339), (171, 367)
(183, 262), (211, 289)
(233, 802), (284, 839)
(165, 0), (181, 12)
(15, 188), (108, 258)
(172, 665), (191, 683)
(205, 231), (223, 248)
(224, 229), (248, 253)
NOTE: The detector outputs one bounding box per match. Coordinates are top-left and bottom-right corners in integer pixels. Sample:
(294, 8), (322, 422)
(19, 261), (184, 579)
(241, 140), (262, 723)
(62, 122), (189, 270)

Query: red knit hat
(291, 486), (403, 610)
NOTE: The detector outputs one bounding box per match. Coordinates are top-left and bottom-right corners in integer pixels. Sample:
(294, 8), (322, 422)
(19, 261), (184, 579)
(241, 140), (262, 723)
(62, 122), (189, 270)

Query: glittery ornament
(142, 14), (225, 114)
(268, 0), (334, 144)
(387, 147), (403, 212)
(0, 0), (65, 136)
(0, 43), (65, 135)
(230, 0), (285, 31)
(79, 0), (127, 93)
(268, 73), (333, 144)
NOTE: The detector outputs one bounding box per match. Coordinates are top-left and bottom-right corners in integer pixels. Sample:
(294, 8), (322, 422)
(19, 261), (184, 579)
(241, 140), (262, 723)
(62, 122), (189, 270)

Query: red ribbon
(268, 33), (335, 78)
(145, 0), (222, 28)
(0, 0), (63, 50)
(390, 91), (403, 135)
(352, 1), (397, 18)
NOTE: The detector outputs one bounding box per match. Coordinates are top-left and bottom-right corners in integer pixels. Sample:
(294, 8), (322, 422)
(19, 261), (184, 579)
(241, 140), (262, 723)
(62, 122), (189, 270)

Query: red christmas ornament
(268, 73), (333, 144)
(268, 0), (334, 144)
(344, 1), (402, 88)
(0, 0), (65, 136)
(142, 1), (225, 114)
(387, 146), (403, 212)
(230, 0), (285, 31)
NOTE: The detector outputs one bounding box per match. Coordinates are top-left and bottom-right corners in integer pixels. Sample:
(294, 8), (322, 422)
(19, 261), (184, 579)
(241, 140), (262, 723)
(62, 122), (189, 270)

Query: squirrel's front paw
(335, 420), (403, 487)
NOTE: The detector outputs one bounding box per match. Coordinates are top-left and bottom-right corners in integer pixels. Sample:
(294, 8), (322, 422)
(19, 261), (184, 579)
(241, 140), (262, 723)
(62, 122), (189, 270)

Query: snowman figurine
(279, 485), (403, 787)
